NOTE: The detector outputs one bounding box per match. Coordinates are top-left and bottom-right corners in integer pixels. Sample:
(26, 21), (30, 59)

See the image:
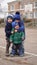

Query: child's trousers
(11, 43), (24, 55)
(6, 37), (11, 54)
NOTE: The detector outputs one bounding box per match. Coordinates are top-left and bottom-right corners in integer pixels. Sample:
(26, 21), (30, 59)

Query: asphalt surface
(0, 28), (37, 65)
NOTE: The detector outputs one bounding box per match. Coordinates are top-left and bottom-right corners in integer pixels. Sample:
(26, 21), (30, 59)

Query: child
(10, 15), (25, 56)
(15, 11), (25, 55)
(5, 15), (14, 56)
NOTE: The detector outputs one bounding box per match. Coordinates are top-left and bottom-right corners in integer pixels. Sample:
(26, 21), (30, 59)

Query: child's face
(15, 20), (20, 22)
(7, 18), (13, 23)
(15, 25), (19, 30)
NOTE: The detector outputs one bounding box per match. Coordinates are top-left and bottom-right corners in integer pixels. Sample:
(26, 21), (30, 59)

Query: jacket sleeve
(18, 20), (24, 31)
(21, 32), (25, 41)
(12, 22), (15, 28)
(5, 25), (11, 35)
(18, 20), (25, 39)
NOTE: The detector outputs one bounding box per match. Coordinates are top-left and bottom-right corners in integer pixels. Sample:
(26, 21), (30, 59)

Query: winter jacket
(10, 28), (25, 44)
(5, 22), (12, 38)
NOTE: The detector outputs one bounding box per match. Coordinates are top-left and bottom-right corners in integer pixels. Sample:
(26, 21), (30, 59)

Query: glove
(11, 31), (14, 34)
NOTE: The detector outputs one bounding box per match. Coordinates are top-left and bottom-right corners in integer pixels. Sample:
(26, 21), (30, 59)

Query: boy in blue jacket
(5, 15), (14, 56)
(10, 13), (25, 56)
(14, 12), (25, 55)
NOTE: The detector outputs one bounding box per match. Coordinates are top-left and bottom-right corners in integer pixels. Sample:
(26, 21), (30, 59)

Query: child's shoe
(18, 51), (24, 57)
(10, 53), (15, 57)
(5, 53), (9, 57)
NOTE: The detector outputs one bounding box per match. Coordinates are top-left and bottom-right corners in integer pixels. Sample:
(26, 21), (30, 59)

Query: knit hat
(7, 14), (14, 20)
(14, 14), (21, 20)
(15, 11), (20, 15)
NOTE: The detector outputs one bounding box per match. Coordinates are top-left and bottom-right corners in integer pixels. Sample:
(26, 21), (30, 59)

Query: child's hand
(15, 25), (19, 29)
(11, 31), (14, 34)
(22, 37), (25, 41)
(15, 30), (17, 32)
(10, 40), (12, 43)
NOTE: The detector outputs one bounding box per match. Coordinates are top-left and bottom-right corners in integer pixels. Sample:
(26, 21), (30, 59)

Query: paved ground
(0, 28), (37, 65)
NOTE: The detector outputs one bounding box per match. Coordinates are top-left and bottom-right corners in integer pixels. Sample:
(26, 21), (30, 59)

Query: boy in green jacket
(10, 22), (25, 56)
